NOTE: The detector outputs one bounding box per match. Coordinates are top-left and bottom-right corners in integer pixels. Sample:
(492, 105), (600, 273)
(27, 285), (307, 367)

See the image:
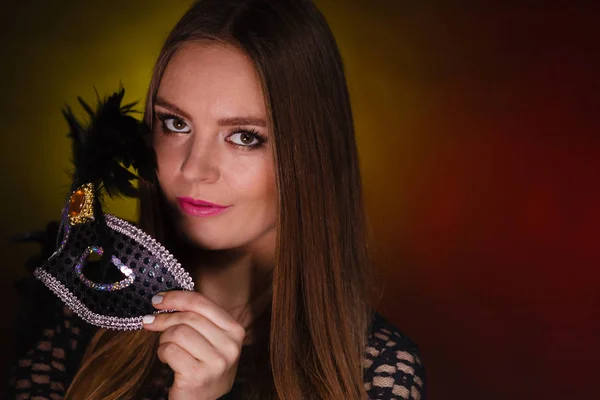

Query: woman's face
(152, 42), (276, 252)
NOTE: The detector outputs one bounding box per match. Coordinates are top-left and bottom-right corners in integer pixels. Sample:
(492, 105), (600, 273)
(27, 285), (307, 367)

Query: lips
(176, 197), (227, 208)
(176, 197), (230, 217)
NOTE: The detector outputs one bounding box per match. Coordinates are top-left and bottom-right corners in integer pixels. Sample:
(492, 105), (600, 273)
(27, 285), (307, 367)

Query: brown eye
(229, 132), (261, 147)
(240, 132), (254, 144)
(163, 117), (191, 133)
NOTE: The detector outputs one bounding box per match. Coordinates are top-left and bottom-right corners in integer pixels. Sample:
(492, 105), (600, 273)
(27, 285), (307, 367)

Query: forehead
(157, 41), (265, 116)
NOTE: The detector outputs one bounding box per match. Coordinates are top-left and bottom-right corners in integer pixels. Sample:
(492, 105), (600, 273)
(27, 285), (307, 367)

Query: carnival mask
(33, 88), (195, 331)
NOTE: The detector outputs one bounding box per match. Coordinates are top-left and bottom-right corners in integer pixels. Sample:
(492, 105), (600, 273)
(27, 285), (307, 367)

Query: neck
(169, 230), (275, 342)
(193, 252), (274, 335)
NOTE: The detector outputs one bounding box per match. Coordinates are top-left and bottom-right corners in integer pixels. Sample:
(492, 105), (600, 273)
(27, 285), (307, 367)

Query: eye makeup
(154, 110), (268, 151)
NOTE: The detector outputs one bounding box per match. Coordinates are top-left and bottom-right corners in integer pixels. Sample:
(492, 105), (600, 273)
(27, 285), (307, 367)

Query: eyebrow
(154, 96), (267, 127)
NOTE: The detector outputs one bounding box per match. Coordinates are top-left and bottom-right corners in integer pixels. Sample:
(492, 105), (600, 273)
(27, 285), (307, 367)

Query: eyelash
(154, 111), (267, 151)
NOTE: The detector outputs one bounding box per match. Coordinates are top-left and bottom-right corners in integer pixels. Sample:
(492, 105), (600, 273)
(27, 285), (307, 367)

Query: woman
(7, 0), (426, 398)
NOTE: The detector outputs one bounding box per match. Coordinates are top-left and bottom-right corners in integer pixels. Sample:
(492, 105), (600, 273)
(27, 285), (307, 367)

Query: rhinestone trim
(104, 214), (194, 291)
(33, 267), (176, 331)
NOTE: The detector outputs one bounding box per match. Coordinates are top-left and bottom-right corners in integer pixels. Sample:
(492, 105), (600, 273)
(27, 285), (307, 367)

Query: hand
(142, 290), (247, 400)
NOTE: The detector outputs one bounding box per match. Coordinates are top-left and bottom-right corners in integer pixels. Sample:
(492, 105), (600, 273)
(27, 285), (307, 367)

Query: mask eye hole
(75, 246), (135, 291)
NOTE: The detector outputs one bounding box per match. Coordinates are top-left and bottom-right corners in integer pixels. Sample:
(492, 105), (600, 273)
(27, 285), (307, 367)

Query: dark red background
(367, 5), (600, 399)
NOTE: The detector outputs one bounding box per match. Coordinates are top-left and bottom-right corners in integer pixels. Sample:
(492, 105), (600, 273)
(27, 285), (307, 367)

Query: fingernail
(152, 294), (163, 305)
(142, 315), (155, 324)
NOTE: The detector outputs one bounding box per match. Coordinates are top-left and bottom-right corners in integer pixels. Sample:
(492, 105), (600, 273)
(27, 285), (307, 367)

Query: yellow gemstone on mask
(69, 189), (86, 217)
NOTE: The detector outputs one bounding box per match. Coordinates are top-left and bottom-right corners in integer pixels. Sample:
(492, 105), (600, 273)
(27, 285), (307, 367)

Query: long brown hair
(65, 0), (382, 398)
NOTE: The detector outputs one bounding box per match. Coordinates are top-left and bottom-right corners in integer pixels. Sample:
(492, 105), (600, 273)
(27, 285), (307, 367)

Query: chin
(166, 206), (225, 247)
(177, 228), (224, 250)
(176, 218), (240, 251)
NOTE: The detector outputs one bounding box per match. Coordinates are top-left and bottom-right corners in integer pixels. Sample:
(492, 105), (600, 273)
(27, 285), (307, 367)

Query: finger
(160, 322), (235, 364)
(156, 340), (208, 382)
(160, 324), (223, 363)
(143, 311), (242, 362)
(150, 290), (246, 338)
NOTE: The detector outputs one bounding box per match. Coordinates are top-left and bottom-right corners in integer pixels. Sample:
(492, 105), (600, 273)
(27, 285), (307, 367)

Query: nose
(180, 132), (220, 183)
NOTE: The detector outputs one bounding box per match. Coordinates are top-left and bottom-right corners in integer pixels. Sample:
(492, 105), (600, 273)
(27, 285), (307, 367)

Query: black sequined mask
(33, 88), (195, 331)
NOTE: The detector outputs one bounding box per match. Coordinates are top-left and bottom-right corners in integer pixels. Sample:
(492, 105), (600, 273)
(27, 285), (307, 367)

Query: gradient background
(1, 1), (598, 399)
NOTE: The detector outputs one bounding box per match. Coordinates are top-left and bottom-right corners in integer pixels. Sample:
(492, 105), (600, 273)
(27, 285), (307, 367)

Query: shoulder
(363, 311), (426, 399)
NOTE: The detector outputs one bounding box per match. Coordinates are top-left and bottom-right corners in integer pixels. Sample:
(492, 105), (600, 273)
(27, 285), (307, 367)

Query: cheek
(227, 157), (275, 201)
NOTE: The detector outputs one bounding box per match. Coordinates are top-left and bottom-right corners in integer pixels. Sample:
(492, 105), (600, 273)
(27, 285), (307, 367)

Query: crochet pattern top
(5, 277), (426, 399)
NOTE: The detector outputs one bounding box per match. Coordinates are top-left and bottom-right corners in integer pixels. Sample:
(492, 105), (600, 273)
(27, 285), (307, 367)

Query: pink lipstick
(176, 197), (231, 217)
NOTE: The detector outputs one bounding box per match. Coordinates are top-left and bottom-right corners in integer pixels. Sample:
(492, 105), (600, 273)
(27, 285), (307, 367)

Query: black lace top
(5, 277), (426, 399)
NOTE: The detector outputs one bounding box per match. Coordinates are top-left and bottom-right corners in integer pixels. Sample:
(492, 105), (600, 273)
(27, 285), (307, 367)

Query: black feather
(63, 85), (156, 198)
(61, 86), (156, 276)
